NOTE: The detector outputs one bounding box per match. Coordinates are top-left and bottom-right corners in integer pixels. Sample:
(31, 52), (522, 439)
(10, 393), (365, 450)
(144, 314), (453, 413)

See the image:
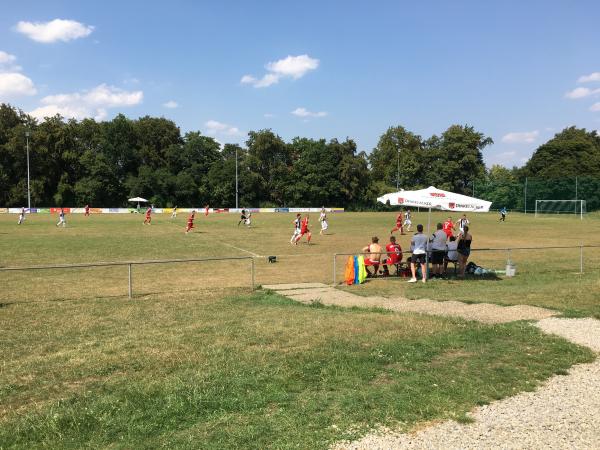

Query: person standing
(290, 214), (302, 245)
(84, 204), (90, 217)
(185, 210), (196, 233)
(171, 206), (178, 219)
(443, 216), (454, 238)
(18, 207), (26, 225)
(456, 214), (469, 235)
(403, 209), (412, 232)
(143, 206), (152, 225)
(205, 204), (210, 216)
(457, 226), (473, 278)
(430, 223), (448, 279)
(294, 214), (312, 245)
(56, 208), (67, 227)
(319, 208), (328, 235)
(408, 224), (428, 283)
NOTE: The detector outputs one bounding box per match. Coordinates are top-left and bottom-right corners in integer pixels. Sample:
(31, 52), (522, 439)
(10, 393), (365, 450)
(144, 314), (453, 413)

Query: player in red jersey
(390, 212), (405, 235)
(204, 204), (209, 216)
(443, 216), (454, 238)
(185, 210), (196, 233)
(84, 204), (90, 216)
(143, 207), (152, 225)
(382, 235), (403, 276)
(294, 214), (312, 245)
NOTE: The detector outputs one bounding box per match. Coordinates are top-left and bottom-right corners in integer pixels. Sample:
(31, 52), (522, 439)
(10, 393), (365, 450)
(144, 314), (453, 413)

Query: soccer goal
(534, 200), (586, 219)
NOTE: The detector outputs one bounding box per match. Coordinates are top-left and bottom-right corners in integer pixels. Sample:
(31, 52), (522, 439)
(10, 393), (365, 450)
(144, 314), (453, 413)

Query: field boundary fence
(332, 245), (600, 285)
(0, 256), (255, 299)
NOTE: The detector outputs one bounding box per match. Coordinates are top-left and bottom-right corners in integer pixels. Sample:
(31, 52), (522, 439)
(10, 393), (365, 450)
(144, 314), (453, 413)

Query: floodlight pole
(396, 149), (400, 190)
(25, 131), (31, 211)
(235, 147), (239, 209)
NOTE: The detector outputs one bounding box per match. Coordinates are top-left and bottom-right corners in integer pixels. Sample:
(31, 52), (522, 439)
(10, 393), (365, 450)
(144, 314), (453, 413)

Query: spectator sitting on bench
(444, 236), (459, 274)
(382, 235), (403, 276)
(362, 236), (382, 277)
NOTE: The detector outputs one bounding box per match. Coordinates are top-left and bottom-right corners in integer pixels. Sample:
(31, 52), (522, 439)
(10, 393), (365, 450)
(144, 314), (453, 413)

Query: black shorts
(411, 253), (426, 264)
(431, 250), (445, 264)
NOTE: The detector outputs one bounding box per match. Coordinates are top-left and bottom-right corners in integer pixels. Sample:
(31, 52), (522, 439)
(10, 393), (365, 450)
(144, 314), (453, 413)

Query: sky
(1, 0), (600, 168)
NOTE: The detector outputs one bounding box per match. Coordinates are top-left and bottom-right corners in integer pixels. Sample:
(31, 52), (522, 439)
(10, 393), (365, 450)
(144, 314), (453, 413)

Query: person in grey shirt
(409, 224), (428, 283)
(430, 223), (448, 279)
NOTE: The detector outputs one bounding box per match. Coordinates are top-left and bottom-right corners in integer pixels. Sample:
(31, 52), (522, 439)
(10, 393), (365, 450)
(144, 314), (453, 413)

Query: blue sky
(1, 0), (599, 167)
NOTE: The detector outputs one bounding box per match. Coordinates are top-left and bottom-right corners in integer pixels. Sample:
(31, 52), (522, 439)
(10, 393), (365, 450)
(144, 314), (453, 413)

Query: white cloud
(291, 107), (327, 118)
(15, 19), (94, 43)
(29, 84), (142, 120)
(578, 72), (600, 83)
(590, 102), (600, 112)
(163, 100), (178, 109)
(0, 72), (37, 98)
(241, 54), (319, 88)
(263, 113), (275, 118)
(204, 120), (242, 136)
(0, 51), (16, 65)
(564, 87), (600, 99)
(501, 130), (539, 144)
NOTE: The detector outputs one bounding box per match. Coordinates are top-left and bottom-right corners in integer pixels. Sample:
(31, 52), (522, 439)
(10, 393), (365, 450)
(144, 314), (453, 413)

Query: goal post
(534, 200), (586, 220)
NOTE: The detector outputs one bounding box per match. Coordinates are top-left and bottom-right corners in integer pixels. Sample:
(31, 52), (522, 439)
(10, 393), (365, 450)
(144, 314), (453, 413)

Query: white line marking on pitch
(221, 242), (263, 258)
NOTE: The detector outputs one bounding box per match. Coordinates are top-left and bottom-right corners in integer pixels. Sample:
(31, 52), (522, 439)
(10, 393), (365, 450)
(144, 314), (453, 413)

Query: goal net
(534, 200), (586, 219)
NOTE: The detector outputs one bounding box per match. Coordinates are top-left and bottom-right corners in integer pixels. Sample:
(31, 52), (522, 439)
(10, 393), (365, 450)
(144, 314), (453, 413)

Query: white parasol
(128, 197), (149, 209)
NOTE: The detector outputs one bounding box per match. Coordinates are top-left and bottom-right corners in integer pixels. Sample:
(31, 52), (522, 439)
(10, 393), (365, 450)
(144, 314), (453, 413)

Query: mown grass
(1, 289), (593, 449)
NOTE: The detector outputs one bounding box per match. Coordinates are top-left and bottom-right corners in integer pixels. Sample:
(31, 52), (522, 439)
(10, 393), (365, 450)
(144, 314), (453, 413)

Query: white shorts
(321, 221), (328, 230)
(292, 229), (301, 236)
(403, 219), (412, 226)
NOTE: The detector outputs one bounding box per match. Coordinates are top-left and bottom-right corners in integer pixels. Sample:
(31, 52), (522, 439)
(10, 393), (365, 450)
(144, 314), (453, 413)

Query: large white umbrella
(378, 186), (492, 274)
(128, 197), (149, 209)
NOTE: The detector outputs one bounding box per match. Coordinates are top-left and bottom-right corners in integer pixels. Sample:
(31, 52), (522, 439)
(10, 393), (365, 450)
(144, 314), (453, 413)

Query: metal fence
(0, 256), (255, 300)
(332, 245), (600, 285)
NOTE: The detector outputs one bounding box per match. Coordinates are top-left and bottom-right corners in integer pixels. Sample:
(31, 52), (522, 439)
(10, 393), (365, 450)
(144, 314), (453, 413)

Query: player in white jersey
(18, 207), (26, 224)
(171, 206), (178, 218)
(56, 208), (67, 227)
(319, 208), (328, 235)
(290, 214), (302, 244)
(403, 209), (412, 232)
(456, 214), (469, 234)
(244, 211), (252, 227)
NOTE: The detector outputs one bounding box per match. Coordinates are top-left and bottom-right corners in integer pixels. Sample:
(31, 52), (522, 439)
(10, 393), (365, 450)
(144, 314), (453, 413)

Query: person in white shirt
(408, 224), (428, 283)
(444, 236), (459, 274)
(430, 223), (448, 278)
(456, 214), (469, 235)
(18, 207), (26, 225)
(171, 206), (178, 219)
(319, 208), (328, 235)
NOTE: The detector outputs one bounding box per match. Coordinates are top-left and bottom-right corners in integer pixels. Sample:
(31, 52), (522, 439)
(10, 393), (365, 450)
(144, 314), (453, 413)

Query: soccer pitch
(1, 210), (599, 314)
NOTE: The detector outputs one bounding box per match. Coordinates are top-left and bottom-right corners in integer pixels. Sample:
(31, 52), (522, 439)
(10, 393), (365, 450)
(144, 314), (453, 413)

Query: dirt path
(263, 284), (600, 450)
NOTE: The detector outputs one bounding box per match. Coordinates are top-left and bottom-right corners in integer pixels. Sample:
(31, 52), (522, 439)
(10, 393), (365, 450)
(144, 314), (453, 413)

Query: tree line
(1, 103), (599, 209)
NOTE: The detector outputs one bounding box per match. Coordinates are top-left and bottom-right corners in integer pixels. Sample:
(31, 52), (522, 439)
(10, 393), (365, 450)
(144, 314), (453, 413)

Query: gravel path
(263, 283), (556, 324)
(263, 284), (600, 449)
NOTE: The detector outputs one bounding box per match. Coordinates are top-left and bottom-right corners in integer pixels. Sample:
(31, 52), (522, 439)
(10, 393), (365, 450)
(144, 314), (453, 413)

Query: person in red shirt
(382, 236), (403, 276)
(185, 210), (196, 233)
(443, 216), (454, 238)
(143, 207), (152, 225)
(390, 212), (405, 235)
(294, 214), (312, 245)
(84, 204), (90, 217)
(204, 204), (209, 216)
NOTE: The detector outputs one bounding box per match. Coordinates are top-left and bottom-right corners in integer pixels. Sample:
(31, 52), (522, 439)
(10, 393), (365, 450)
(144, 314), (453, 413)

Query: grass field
(1, 210), (599, 448)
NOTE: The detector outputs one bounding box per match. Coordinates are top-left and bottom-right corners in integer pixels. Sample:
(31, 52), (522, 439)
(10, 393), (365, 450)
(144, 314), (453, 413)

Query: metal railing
(332, 244), (600, 285)
(0, 256), (255, 299)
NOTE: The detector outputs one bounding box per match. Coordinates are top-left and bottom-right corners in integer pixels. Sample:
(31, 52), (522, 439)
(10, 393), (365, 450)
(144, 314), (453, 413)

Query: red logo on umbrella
(397, 197), (404, 203)
(449, 202), (455, 209)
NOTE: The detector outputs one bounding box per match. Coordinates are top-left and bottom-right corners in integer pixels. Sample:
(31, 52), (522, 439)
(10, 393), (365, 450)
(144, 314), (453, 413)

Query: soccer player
(456, 214), (469, 235)
(499, 207), (507, 222)
(56, 208), (67, 227)
(205, 204), (209, 216)
(84, 204), (90, 217)
(443, 216), (454, 238)
(290, 214), (302, 245)
(171, 206), (178, 219)
(143, 206), (152, 225)
(238, 209), (247, 226)
(382, 235), (403, 276)
(319, 208), (328, 235)
(390, 211), (404, 235)
(18, 207), (26, 224)
(185, 210), (196, 233)
(403, 209), (412, 232)
(294, 214), (312, 245)
(244, 211), (252, 227)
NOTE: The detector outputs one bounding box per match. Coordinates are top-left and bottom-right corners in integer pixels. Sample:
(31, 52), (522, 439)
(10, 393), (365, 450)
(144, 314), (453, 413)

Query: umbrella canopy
(377, 186), (491, 212)
(128, 197), (148, 203)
